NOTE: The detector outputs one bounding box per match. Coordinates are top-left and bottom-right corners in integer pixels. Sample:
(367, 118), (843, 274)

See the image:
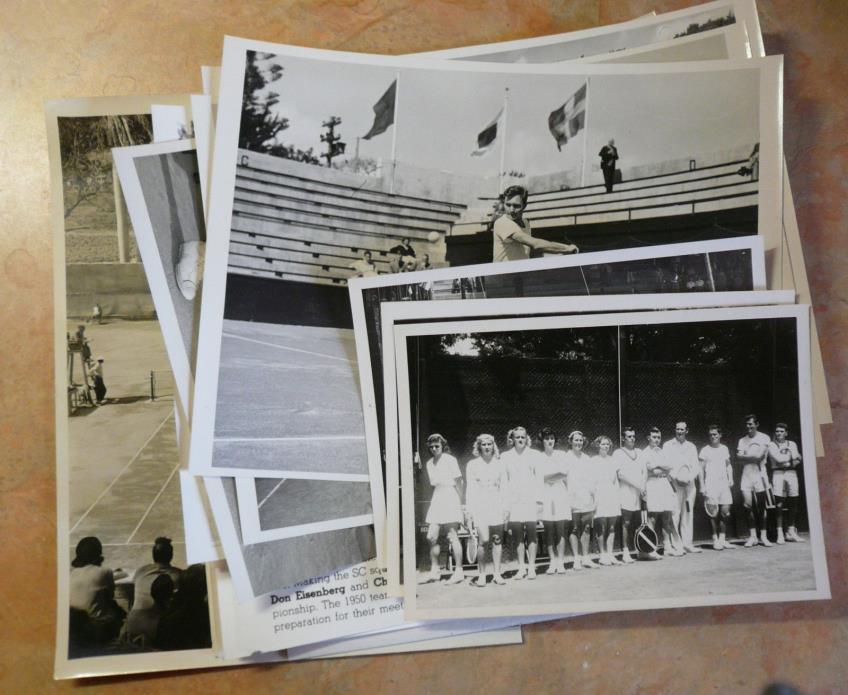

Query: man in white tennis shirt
(663, 422), (702, 554)
(737, 414), (773, 548)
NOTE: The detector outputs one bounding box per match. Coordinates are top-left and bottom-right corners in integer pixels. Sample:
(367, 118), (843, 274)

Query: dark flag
(363, 80), (397, 140)
(548, 82), (587, 151)
(471, 108), (503, 156)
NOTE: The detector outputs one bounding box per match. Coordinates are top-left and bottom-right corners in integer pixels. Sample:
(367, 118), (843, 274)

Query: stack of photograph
(46, 0), (831, 679)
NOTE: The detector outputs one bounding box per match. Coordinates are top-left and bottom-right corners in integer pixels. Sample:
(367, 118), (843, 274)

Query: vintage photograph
(113, 139), (378, 599)
(47, 98), (217, 676)
(393, 305), (828, 619)
(235, 477), (374, 544)
(191, 38), (781, 491)
(380, 288), (793, 591)
(352, 236), (765, 499)
(424, 0), (754, 63)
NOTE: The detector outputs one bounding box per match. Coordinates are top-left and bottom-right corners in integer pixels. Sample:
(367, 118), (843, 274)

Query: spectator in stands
(599, 139), (619, 192)
(88, 357), (107, 405)
(738, 143), (759, 181)
(123, 573), (174, 647)
(156, 564), (212, 651)
(131, 537), (183, 612)
(390, 237), (416, 258)
(69, 536), (127, 648)
(348, 250), (377, 278)
(402, 256), (418, 272)
(416, 253), (432, 271)
(493, 185), (579, 262)
(389, 249), (405, 274)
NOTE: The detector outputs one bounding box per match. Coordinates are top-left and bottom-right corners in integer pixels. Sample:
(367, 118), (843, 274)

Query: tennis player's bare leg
(491, 529), (506, 584)
(605, 518), (621, 564)
(786, 496), (804, 542)
(473, 525), (490, 587)
(742, 489), (758, 547)
(426, 524), (442, 581)
(569, 516), (583, 570)
(445, 527), (464, 583)
(754, 491), (773, 547)
(719, 505), (734, 548)
(661, 512), (683, 556)
(581, 514), (599, 568)
(774, 495), (786, 544)
(621, 511), (636, 563)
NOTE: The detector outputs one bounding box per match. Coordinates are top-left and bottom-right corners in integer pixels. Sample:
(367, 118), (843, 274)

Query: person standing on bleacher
(599, 138), (619, 193)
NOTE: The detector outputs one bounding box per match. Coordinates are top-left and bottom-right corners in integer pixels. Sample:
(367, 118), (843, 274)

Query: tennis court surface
(255, 478), (373, 531)
(212, 319), (369, 480)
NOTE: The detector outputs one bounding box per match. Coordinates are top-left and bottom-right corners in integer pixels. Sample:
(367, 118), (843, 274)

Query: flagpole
(498, 87), (509, 195)
(580, 77), (591, 188)
(390, 70), (400, 194)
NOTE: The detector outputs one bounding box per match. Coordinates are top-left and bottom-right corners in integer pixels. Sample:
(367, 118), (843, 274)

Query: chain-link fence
(409, 317), (806, 563)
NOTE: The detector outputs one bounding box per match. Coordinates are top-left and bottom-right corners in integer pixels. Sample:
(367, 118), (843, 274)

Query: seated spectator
(390, 237), (416, 258)
(416, 253), (432, 271)
(156, 564), (212, 651)
(348, 250), (378, 278)
(123, 574), (174, 648)
(68, 537), (126, 649)
(132, 537), (182, 611)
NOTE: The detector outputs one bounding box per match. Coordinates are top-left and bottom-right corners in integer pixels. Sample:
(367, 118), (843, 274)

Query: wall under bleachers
(447, 148), (759, 265)
(228, 150), (469, 290)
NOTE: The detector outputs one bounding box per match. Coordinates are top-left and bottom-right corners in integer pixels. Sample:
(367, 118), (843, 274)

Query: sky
(254, 53), (762, 183)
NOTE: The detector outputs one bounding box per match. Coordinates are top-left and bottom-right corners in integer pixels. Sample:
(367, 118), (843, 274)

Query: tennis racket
(635, 509), (659, 555)
(465, 523), (479, 565)
(704, 497), (719, 518)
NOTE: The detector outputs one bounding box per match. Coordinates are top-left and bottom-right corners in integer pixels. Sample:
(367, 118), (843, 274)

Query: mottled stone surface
(0, 0), (845, 691)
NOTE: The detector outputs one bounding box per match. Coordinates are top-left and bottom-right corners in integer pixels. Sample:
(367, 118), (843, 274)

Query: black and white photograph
(393, 304), (828, 619)
(422, 0), (757, 63)
(112, 138), (378, 601)
(379, 288), (795, 592)
(190, 37), (782, 494)
(234, 477), (374, 544)
(47, 97), (219, 678)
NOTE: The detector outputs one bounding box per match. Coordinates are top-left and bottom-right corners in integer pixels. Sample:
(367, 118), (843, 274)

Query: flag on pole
(548, 83), (587, 151)
(363, 80), (397, 140)
(471, 108), (503, 157)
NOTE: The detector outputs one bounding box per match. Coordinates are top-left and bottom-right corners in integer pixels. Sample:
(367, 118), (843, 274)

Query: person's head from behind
(150, 573), (175, 610)
(502, 185), (529, 221)
(608, 138), (615, 147)
(180, 564), (208, 607)
(363, 250), (372, 263)
(403, 257), (417, 272)
(152, 537), (174, 565)
(72, 536), (103, 568)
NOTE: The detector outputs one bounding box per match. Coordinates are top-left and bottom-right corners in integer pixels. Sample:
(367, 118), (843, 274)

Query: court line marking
(222, 332), (356, 364)
(215, 435), (366, 442)
(126, 462), (181, 544)
(70, 410), (173, 534)
(257, 479), (287, 509)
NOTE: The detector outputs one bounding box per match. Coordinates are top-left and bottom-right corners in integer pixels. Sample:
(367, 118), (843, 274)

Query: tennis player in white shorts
(736, 414), (773, 548)
(699, 425), (735, 550)
(767, 423), (805, 544)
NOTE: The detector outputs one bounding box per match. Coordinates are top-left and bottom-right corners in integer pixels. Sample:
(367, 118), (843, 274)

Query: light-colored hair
(506, 426), (530, 448)
(593, 435), (613, 454)
(472, 434), (500, 458)
(568, 430), (584, 445)
(426, 433), (449, 453)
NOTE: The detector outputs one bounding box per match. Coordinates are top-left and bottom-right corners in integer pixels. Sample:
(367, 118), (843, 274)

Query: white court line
(215, 435), (366, 443)
(257, 479), (287, 509)
(126, 462), (181, 544)
(222, 332), (356, 364)
(69, 410), (173, 534)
